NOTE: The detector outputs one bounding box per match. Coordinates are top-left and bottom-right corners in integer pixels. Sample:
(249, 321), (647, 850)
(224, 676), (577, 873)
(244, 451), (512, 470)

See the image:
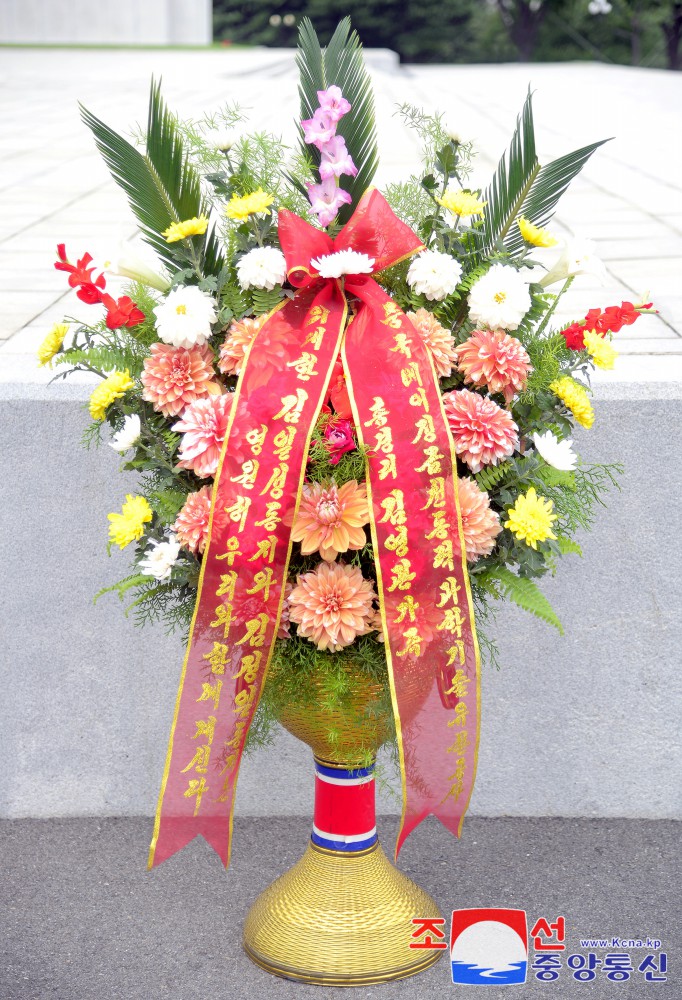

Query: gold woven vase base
(243, 840), (444, 986)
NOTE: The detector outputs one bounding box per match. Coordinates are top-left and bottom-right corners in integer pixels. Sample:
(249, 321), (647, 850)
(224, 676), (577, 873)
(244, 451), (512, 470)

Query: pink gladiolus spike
(306, 178), (352, 228)
(317, 86), (351, 122)
(301, 108), (336, 148)
(319, 135), (358, 180)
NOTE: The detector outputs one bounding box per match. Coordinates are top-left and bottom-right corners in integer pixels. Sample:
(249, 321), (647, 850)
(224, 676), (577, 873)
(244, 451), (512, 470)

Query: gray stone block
(0, 378), (680, 819)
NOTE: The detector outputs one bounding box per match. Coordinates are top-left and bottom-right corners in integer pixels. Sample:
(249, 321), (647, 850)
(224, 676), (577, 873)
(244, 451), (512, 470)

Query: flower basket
(42, 15), (652, 986)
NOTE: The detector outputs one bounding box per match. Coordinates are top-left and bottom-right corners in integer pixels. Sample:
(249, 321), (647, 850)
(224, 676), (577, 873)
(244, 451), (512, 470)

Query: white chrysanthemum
(154, 285), (217, 349)
(236, 246), (286, 290)
(540, 238), (608, 288)
(406, 250), (462, 301)
(139, 534), (181, 581)
(467, 264), (532, 331)
(108, 414), (141, 453)
(532, 431), (577, 472)
(311, 250), (375, 278)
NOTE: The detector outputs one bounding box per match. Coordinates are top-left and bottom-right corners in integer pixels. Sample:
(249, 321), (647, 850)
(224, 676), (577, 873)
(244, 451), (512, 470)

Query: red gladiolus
(560, 300), (654, 350)
(100, 293), (146, 329)
(54, 243), (106, 303)
(326, 355), (353, 419)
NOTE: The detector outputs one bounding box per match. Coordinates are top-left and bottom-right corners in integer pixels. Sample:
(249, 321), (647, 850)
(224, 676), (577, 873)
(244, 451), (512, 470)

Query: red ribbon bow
(149, 189), (480, 868)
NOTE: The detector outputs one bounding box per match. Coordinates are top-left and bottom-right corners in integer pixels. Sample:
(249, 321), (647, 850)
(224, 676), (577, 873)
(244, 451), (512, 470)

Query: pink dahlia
(217, 315), (266, 376)
(172, 393), (233, 478)
(291, 480), (369, 561)
(141, 342), (218, 418)
(443, 388), (518, 473)
(455, 328), (531, 403)
(458, 476), (502, 562)
(277, 580), (294, 639)
(406, 308), (459, 378)
(173, 485), (212, 555)
(288, 561), (376, 651)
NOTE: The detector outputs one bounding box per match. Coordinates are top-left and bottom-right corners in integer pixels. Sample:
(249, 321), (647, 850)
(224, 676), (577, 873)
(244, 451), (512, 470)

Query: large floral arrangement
(43, 20), (650, 781)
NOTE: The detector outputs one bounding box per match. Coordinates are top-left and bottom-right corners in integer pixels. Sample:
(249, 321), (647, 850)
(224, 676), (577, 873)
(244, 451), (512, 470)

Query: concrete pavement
(0, 817), (678, 999)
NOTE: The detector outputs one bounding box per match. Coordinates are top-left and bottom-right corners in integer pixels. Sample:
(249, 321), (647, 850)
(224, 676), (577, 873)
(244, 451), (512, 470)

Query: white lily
(540, 238), (607, 288)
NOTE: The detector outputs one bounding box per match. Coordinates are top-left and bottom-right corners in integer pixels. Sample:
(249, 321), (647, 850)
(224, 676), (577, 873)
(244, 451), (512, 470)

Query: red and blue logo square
(450, 908), (528, 985)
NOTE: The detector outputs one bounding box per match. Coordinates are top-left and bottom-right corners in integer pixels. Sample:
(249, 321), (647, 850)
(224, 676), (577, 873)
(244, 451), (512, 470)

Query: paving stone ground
(0, 817), (679, 1000)
(0, 47), (681, 385)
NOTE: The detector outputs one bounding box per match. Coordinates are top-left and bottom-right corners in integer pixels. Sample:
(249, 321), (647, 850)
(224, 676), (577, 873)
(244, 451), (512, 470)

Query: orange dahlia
(217, 315), (266, 376)
(291, 480), (369, 561)
(443, 388), (518, 473)
(141, 342), (218, 418)
(457, 476), (502, 562)
(455, 328), (531, 403)
(173, 485), (212, 555)
(406, 308), (459, 377)
(288, 561), (376, 651)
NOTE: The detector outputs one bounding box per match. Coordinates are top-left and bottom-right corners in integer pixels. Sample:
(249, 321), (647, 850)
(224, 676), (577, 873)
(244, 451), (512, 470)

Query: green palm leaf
(479, 90), (609, 257)
(80, 79), (224, 276)
(296, 17), (379, 224)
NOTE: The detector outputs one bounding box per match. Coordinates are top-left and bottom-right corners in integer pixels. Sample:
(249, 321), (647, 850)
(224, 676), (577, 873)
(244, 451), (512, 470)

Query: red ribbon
(149, 189), (480, 868)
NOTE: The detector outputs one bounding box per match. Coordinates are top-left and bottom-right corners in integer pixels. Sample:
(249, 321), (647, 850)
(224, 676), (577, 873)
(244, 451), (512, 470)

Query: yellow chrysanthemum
(107, 494), (153, 550)
(162, 216), (209, 243)
(517, 216), (558, 248)
(36, 323), (68, 366)
(583, 329), (618, 370)
(550, 376), (595, 429)
(437, 189), (487, 218)
(224, 188), (274, 221)
(89, 370), (135, 421)
(504, 486), (557, 550)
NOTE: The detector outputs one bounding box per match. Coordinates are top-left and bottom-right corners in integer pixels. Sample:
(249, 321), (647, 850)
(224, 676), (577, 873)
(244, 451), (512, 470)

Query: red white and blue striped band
(311, 759), (378, 852)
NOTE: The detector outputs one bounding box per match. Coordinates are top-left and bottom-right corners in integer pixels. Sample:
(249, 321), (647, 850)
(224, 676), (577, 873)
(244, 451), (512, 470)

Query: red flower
(323, 417), (356, 465)
(100, 293), (145, 329)
(54, 243), (106, 303)
(325, 355), (353, 419)
(560, 300), (654, 350)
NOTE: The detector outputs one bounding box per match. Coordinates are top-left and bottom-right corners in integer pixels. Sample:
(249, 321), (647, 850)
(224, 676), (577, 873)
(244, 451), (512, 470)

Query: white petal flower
(108, 249), (170, 292)
(467, 263), (532, 331)
(406, 250), (462, 301)
(154, 285), (217, 349)
(540, 238), (608, 288)
(139, 534), (181, 581)
(108, 414), (141, 453)
(311, 250), (375, 279)
(532, 431), (577, 472)
(236, 246), (286, 290)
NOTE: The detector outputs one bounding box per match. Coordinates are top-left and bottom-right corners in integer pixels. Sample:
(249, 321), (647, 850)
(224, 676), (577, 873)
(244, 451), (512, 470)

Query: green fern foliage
(297, 17), (379, 222)
(480, 565), (564, 634)
(81, 79), (224, 276)
(478, 90), (608, 257)
(475, 461), (513, 493)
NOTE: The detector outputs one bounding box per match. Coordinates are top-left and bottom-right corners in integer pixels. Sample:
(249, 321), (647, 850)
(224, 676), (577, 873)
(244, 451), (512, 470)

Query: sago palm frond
(80, 79), (224, 276)
(479, 90), (609, 257)
(296, 17), (379, 223)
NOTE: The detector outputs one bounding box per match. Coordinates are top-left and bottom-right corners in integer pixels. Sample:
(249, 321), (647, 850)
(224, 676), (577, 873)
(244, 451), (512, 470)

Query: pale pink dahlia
(291, 481), (369, 561)
(406, 308), (459, 378)
(173, 485), (212, 555)
(172, 393), (233, 479)
(141, 342), (218, 418)
(443, 388), (518, 473)
(455, 328), (531, 403)
(457, 477), (502, 562)
(277, 581), (294, 639)
(217, 315), (266, 376)
(288, 562), (376, 652)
